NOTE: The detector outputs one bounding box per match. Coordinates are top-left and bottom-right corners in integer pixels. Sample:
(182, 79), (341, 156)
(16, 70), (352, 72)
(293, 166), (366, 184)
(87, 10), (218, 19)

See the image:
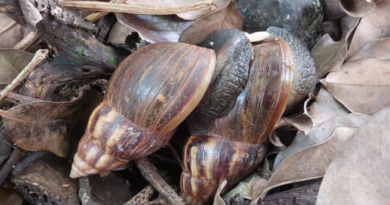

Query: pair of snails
(70, 28), (297, 204)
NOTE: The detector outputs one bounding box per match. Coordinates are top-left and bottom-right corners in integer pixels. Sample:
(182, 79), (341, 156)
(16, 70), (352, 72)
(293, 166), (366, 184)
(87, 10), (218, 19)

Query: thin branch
(0, 49), (48, 102)
(123, 185), (156, 205)
(0, 21), (17, 36)
(60, 0), (213, 15)
(0, 148), (21, 186)
(135, 158), (185, 205)
(12, 32), (40, 50)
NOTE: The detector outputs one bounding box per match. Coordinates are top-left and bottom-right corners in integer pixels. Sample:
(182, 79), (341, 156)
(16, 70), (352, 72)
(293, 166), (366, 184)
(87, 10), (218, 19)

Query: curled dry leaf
(107, 21), (135, 46)
(322, 58), (390, 115)
(0, 49), (34, 89)
(339, 0), (377, 17)
(347, 0), (390, 59)
(311, 16), (360, 77)
(179, 2), (243, 44)
(321, 0), (346, 20)
(251, 127), (360, 203)
(0, 90), (102, 157)
(116, 13), (194, 43)
(316, 106), (390, 205)
(213, 180), (227, 205)
(274, 113), (370, 169)
(0, 14), (31, 48)
(276, 113), (313, 135)
(306, 88), (349, 127)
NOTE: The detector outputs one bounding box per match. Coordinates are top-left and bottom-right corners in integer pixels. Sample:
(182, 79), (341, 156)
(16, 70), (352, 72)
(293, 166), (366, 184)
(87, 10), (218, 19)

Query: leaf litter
(0, 0), (390, 204)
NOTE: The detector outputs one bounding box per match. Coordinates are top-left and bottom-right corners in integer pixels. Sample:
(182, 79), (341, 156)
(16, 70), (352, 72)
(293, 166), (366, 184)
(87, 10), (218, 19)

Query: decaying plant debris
(0, 0), (389, 204)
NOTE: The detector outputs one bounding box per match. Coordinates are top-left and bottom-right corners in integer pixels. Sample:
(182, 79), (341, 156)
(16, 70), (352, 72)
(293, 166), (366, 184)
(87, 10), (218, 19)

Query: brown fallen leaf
(306, 88), (350, 127)
(347, 0), (390, 59)
(0, 49), (34, 89)
(321, 0), (346, 20)
(339, 0), (377, 17)
(311, 16), (360, 77)
(274, 113), (370, 169)
(251, 127), (360, 203)
(322, 58), (390, 115)
(176, 0), (230, 20)
(213, 180), (227, 205)
(348, 37), (390, 61)
(179, 2), (243, 44)
(276, 113), (313, 135)
(0, 90), (102, 157)
(316, 106), (390, 205)
(0, 14), (31, 48)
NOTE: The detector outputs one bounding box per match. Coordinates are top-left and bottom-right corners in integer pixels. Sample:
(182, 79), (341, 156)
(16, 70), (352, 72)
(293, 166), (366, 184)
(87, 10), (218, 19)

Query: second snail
(70, 27), (317, 204)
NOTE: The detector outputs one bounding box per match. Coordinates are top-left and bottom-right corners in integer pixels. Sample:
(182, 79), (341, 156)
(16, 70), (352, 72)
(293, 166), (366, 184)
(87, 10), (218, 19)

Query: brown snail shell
(180, 39), (294, 204)
(70, 42), (216, 178)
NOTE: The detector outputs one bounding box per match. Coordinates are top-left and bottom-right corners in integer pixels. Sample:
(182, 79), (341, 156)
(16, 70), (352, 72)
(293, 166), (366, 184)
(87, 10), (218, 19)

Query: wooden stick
(13, 32), (40, 50)
(0, 49), (48, 102)
(135, 158), (185, 205)
(0, 148), (21, 186)
(123, 185), (156, 205)
(60, 0), (213, 15)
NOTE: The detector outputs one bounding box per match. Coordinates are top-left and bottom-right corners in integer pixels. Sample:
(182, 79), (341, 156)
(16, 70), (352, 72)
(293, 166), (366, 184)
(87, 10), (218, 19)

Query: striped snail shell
(70, 42), (216, 178)
(181, 39), (294, 204)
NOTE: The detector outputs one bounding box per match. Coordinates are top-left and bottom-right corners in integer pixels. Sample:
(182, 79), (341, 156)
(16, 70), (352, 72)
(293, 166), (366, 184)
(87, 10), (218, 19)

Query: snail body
(70, 42), (216, 178)
(181, 39), (294, 204)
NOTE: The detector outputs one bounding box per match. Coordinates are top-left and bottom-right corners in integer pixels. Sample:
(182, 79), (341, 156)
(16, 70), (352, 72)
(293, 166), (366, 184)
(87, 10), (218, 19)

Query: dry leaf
(179, 2), (243, 44)
(123, 0), (220, 20)
(251, 127), (360, 203)
(176, 0), (230, 20)
(311, 16), (360, 77)
(347, 0), (390, 59)
(321, 0), (345, 20)
(339, 0), (377, 17)
(222, 174), (264, 201)
(0, 90), (102, 157)
(213, 180), (227, 205)
(316, 106), (390, 205)
(116, 13), (194, 43)
(322, 58), (390, 115)
(306, 88), (349, 126)
(107, 21), (135, 46)
(276, 113), (313, 135)
(0, 14), (30, 48)
(274, 113), (370, 169)
(0, 49), (34, 89)
(348, 37), (390, 61)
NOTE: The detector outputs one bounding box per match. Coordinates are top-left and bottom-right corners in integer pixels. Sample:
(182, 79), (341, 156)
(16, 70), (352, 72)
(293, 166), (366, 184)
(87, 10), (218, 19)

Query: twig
(123, 185), (156, 205)
(0, 21), (17, 36)
(85, 0), (127, 22)
(1, 90), (44, 105)
(167, 144), (183, 169)
(78, 177), (100, 205)
(11, 151), (47, 176)
(60, 0), (213, 15)
(13, 31), (40, 50)
(135, 158), (185, 205)
(0, 148), (21, 186)
(0, 49), (48, 102)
